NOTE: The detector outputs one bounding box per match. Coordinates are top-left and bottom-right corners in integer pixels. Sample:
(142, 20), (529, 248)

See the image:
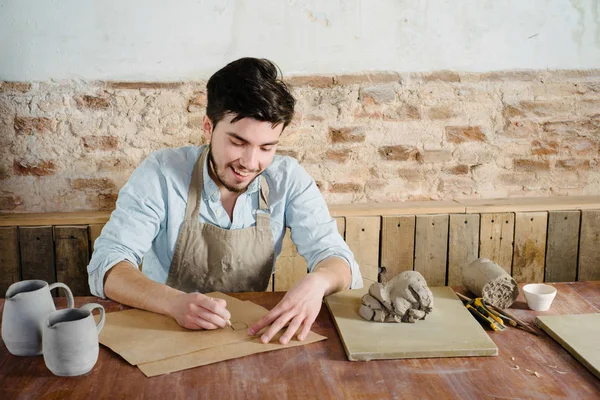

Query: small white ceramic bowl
(522, 283), (557, 311)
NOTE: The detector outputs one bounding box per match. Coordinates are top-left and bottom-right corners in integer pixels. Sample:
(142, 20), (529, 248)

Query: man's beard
(208, 143), (258, 194)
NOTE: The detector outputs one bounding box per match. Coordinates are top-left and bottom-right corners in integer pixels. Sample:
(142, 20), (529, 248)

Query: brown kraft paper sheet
(137, 327), (326, 377)
(99, 293), (327, 374)
(98, 292), (264, 365)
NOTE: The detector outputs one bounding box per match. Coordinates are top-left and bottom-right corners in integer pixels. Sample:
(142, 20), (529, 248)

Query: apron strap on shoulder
(258, 176), (270, 210)
(186, 147), (208, 220)
(257, 176), (271, 227)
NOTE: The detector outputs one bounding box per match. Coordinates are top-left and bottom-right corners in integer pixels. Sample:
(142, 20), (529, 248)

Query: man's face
(203, 114), (283, 193)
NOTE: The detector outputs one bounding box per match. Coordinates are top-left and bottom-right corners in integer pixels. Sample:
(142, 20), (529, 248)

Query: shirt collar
(202, 149), (261, 202)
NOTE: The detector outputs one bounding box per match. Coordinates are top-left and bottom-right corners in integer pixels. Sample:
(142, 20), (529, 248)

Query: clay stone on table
(461, 258), (519, 309)
(359, 271), (434, 323)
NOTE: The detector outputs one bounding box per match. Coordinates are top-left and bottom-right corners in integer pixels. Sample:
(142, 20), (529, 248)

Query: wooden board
(18, 226), (56, 291)
(335, 217), (345, 238)
(536, 314), (600, 380)
(329, 200), (465, 217)
(89, 223), (105, 253)
(325, 286), (498, 361)
(274, 229), (307, 291)
(0, 227), (21, 297)
(512, 212), (547, 283)
(345, 217), (381, 285)
(579, 210), (600, 281)
(479, 213), (514, 274)
(380, 216), (415, 283)
(54, 226), (91, 296)
(0, 211), (111, 227)
(414, 215), (449, 286)
(448, 214), (480, 286)
(1, 195), (598, 225)
(459, 195), (600, 213)
(545, 211), (580, 282)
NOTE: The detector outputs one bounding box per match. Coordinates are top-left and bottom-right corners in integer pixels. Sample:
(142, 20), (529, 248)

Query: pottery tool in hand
(208, 296), (232, 328)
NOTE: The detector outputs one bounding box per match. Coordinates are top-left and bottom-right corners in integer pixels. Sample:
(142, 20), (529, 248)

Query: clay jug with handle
(2, 280), (74, 356)
(42, 303), (105, 376)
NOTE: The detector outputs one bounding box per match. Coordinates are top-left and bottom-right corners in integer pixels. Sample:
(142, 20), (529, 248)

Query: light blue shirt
(87, 145), (363, 297)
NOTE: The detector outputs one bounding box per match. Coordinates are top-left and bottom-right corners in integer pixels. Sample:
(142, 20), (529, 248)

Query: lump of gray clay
(359, 271), (434, 323)
(461, 258), (519, 309)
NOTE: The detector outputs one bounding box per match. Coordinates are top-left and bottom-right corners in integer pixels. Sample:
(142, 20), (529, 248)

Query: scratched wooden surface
(1, 283), (599, 399)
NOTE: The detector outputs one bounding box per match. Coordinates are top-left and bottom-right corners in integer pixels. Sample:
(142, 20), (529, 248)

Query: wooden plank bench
(1, 196), (599, 297)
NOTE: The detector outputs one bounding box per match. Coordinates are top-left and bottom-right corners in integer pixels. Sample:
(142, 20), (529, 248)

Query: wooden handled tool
(465, 298), (506, 331)
(455, 292), (538, 336)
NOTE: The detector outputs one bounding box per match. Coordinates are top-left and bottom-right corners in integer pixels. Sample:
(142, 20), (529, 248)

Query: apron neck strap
(256, 175), (270, 227)
(258, 176), (269, 210)
(185, 146), (209, 220)
(186, 146), (271, 223)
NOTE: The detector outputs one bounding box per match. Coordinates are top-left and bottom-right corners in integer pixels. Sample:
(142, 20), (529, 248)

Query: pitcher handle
(48, 282), (74, 309)
(80, 303), (105, 334)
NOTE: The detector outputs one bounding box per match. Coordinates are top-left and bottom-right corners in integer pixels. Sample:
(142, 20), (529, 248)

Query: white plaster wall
(0, 0), (599, 81)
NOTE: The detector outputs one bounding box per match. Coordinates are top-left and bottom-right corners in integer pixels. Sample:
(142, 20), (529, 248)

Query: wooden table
(1, 282), (599, 399)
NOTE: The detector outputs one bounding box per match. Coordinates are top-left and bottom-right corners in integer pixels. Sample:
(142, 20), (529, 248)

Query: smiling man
(87, 58), (363, 344)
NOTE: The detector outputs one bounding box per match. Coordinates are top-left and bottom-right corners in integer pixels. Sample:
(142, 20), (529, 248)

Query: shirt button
(216, 210), (220, 215)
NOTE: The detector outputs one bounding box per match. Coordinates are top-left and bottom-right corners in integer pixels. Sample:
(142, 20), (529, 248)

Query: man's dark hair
(206, 57), (296, 129)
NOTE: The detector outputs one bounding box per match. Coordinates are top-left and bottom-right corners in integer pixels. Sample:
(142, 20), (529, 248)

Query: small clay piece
(461, 258), (519, 309)
(359, 271), (434, 323)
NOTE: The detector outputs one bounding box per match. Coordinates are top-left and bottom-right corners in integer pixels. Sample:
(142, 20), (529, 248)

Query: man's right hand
(103, 262), (232, 330)
(167, 292), (232, 330)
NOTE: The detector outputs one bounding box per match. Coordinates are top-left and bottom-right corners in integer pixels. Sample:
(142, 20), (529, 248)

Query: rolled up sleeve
(284, 163), (363, 289)
(87, 154), (167, 298)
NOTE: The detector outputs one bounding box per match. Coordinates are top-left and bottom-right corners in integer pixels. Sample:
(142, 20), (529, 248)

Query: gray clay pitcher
(42, 303), (105, 377)
(2, 280), (74, 356)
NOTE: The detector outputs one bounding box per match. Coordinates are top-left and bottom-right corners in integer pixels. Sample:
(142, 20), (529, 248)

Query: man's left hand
(247, 257), (352, 344)
(247, 272), (327, 344)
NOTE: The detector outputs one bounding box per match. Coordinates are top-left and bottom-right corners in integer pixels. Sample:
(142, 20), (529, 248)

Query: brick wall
(0, 70), (599, 213)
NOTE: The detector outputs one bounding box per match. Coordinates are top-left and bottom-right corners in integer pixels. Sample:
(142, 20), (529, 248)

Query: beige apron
(166, 147), (274, 293)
